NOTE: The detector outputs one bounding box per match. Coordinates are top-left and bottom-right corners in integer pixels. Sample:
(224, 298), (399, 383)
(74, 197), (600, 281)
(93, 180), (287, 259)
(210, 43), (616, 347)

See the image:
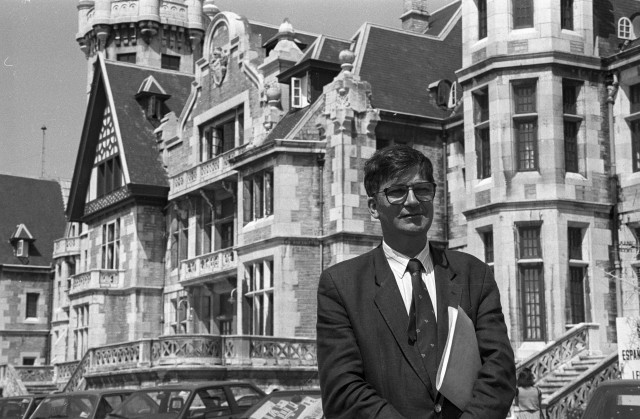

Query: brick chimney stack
(401, 0), (430, 33)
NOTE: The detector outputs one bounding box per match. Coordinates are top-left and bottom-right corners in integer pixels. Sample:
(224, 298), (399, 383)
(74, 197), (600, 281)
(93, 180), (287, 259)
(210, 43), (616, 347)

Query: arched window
(619, 17), (633, 40)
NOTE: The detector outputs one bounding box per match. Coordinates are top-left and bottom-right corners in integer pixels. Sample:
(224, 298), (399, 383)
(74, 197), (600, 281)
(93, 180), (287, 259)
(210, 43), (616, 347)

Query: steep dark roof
(0, 175), (65, 266)
(594, 0), (639, 58)
(425, 0), (461, 36)
(357, 19), (462, 119)
(104, 61), (193, 187)
(265, 106), (310, 141)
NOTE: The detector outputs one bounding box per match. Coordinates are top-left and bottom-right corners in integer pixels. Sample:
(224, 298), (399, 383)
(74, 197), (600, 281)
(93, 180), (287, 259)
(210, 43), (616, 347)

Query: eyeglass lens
(385, 182), (435, 204)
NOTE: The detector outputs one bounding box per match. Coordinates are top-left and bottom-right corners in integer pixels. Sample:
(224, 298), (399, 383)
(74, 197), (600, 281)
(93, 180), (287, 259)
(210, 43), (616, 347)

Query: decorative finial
(278, 18), (294, 38)
(339, 48), (355, 73)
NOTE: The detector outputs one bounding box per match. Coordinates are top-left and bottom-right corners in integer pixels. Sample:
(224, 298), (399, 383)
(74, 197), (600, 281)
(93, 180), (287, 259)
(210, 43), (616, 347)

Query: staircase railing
(516, 323), (599, 382)
(542, 352), (619, 419)
(0, 364), (29, 397)
(62, 349), (92, 392)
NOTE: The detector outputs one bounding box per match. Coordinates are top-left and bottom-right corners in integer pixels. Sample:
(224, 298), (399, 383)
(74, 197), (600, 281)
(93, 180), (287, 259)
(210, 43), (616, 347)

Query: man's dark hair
(364, 144), (434, 197)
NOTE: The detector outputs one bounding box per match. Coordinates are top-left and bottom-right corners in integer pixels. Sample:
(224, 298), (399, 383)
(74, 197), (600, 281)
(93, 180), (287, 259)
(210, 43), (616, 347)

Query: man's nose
(404, 188), (420, 206)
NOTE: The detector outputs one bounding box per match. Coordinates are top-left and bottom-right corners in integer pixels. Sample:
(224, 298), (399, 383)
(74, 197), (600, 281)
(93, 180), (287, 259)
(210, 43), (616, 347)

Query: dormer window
(10, 224), (34, 259)
(291, 77), (309, 108)
(136, 76), (170, 124)
(619, 17), (633, 40)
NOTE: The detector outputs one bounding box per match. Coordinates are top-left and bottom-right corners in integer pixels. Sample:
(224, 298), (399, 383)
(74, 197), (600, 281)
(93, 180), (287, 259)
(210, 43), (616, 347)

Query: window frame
(101, 218), (121, 270)
(244, 260), (274, 336)
(561, 0), (574, 31)
(619, 17), (633, 40)
(512, 0), (534, 29)
(26, 292), (39, 319)
(474, 87), (491, 179)
(512, 80), (538, 172)
(478, 0), (488, 39)
(199, 107), (244, 162)
(243, 169), (274, 224)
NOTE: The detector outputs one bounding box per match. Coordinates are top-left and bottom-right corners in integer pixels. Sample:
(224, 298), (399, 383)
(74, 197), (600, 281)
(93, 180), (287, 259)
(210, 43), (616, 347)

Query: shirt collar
(382, 240), (432, 274)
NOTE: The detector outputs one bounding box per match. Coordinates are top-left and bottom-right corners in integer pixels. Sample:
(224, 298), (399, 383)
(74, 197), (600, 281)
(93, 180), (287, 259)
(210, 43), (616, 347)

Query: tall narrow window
(101, 219), (120, 269)
(518, 225), (545, 340)
(631, 84), (640, 114)
(478, 0), (487, 39)
(561, 0), (573, 31)
(243, 169), (274, 224)
(513, 81), (538, 171)
(568, 227), (585, 324)
(74, 304), (89, 359)
(564, 121), (579, 173)
(26, 293), (39, 318)
(196, 198), (213, 256)
(474, 88), (491, 179)
(215, 197), (235, 250)
(245, 260), (274, 336)
(513, 0), (533, 29)
(482, 230), (494, 265)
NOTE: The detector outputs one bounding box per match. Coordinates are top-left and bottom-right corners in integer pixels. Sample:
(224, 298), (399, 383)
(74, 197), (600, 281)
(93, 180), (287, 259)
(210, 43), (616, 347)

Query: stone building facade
(49, 0), (640, 373)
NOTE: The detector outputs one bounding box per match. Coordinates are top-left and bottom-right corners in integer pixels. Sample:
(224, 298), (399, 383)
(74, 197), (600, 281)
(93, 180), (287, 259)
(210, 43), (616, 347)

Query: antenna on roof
(40, 125), (47, 178)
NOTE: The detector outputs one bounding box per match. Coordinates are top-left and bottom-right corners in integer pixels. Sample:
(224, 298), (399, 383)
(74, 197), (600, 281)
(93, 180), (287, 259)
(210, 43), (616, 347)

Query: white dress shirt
(382, 240), (437, 320)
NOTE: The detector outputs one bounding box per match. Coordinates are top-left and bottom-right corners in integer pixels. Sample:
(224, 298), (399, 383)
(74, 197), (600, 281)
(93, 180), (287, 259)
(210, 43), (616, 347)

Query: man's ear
(367, 196), (380, 219)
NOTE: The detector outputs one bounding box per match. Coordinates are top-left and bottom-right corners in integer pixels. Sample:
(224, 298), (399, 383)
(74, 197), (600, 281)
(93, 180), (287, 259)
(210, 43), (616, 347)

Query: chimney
(401, 0), (430, 33)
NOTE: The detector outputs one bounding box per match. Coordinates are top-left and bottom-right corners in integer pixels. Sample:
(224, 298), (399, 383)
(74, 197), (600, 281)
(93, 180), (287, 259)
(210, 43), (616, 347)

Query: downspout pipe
(317, 154), (325, 271)
(606, 72), (623, 318)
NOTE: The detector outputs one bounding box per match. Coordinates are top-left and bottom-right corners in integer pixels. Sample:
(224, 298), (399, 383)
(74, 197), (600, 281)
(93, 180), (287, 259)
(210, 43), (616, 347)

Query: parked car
(28, 389), (133, 419)
(0, 394), (45, 419)
(239, 389), (323, 419)
(580, 379), (640, 419)
(105, 381), (266, 419)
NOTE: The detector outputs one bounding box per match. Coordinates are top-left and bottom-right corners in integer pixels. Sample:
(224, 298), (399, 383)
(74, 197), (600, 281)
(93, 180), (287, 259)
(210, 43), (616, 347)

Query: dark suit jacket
(317, 244), (516, 419)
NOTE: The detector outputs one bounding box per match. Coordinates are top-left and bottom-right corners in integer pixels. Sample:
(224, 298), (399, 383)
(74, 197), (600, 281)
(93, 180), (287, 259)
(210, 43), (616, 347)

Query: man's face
(367, 167), (433, 250)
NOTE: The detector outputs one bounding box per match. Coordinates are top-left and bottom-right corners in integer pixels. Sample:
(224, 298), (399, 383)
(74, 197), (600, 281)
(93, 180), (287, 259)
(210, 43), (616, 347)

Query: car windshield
(0, 397), (33, 419)
(30, 394), (98, 419)
(110, 389), (192, 419)
(246, 393), (323, 419)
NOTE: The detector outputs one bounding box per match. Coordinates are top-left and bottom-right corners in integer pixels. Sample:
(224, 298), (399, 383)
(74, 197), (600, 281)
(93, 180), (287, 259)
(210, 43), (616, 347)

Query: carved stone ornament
(210, 46), (229, 87)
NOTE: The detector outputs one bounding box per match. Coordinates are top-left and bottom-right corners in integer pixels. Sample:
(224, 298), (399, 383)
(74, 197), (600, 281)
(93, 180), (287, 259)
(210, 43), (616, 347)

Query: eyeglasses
(374, 182), (436, 205)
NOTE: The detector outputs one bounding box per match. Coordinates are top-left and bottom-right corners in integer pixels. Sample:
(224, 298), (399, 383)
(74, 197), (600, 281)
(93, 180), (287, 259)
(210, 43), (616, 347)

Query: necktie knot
(407, 258), (422, 276)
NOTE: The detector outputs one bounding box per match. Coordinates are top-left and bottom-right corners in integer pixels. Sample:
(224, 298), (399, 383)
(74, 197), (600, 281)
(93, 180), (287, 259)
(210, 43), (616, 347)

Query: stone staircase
(515, 324), (620, 419)
(25, 382), (59, 395)
(537, 353), (606, 399)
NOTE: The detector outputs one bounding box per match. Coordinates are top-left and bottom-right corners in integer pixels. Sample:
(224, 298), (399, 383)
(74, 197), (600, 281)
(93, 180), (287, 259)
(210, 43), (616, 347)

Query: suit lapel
(372, 247), (433, 392)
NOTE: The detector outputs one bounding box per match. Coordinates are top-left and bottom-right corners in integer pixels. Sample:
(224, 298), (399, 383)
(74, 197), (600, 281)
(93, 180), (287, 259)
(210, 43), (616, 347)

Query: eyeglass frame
(372, 181), (437, 205)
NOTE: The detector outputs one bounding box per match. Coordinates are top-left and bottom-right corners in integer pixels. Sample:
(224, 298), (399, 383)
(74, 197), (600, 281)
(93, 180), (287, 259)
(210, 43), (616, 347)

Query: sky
(0, 0), (452, 181)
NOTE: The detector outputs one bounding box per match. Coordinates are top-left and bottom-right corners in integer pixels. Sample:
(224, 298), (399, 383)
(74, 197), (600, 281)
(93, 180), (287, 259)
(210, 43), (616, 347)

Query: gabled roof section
(10, 224), (34, 241)
(67, 56), (193, 220)
(136, 75), (169, 97)
(0, 174), (65, 266)
(354, 14), (462, 120)
(595, 0), (640, 58)
(297, 35), (351, 64)
(264, 106), (310, 142)
(424, 0), (461, 36)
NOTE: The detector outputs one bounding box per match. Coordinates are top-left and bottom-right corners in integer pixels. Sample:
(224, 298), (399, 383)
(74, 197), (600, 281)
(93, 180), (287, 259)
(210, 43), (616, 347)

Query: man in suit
(317, 144), (516, 418)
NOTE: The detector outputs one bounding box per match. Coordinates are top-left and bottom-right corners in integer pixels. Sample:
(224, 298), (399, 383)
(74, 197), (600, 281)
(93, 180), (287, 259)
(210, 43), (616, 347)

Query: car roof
(42, 389), (132, 398)
(128, 381), (260, 391)
(596, 380), (640, 388)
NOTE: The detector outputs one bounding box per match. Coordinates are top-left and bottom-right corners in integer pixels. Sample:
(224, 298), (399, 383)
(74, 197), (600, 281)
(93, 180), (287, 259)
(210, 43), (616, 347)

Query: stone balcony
(58, 334), (318, 392)
(180, 248), (237, 284)
(168, 145), (247, 200)
(69, 269), (123, 295)
(53, 236), (81, 258)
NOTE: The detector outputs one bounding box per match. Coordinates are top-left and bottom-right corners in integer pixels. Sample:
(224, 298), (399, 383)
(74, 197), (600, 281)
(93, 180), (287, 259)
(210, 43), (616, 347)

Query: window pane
(631, 84), (640, 114)
(513, 0), (533, 29)
(563, 83), (577, 115)
(520, 226), (541, 258)
(26, 293), (39, 318)
(514, 83), (536, 114)
(478, 0), (487, 39)
(632, 121), (640, 172)
(477, 128), (491, 179)
(520, 265), (545, 340)
(568, 227), (583, 260)
(569, 266), (585, 324)
(516, 120), (537, 171)
(561, 0), (573, 30)
(483, 231), (494, 263)
(564, 121), (579, 173)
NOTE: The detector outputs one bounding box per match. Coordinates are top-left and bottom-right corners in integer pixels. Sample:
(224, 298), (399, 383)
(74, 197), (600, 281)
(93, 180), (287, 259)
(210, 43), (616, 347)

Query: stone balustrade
(180, 248), (237, 282)
(169, 145), (247, 199)
(53, 236), (80, 258)
(516, 323), (599, 381)
(69, 269), (123, 295)
(58, 335), (316, 391)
